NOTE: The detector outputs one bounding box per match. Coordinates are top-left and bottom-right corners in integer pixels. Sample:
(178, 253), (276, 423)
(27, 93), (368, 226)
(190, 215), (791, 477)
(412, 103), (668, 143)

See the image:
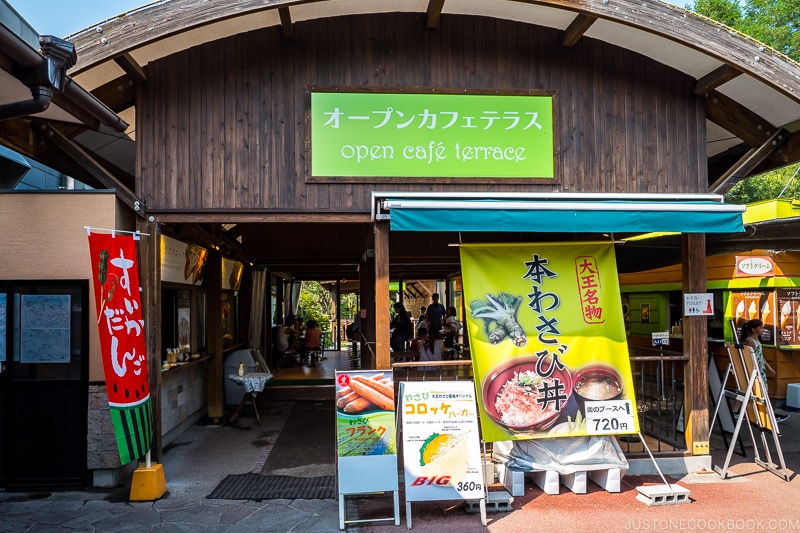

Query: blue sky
(9, 0), (151, 38)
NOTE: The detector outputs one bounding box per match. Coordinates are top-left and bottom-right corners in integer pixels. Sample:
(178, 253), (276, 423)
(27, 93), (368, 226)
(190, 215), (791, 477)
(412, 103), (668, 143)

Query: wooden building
(2, 0), (800, 487)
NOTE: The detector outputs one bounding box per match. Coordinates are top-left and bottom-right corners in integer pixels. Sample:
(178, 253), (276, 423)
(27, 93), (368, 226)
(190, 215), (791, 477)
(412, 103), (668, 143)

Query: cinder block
(530, 469), (560, 495)
(636, 484), (691, 506)
(589, 467), (623, 493)
(560, 471), (587, 494)
(497, 463), (525, 497)
(463, 490), (514, 513)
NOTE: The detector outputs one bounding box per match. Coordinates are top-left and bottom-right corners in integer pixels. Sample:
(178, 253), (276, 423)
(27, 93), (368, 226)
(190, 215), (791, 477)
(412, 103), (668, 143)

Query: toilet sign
(684, 293), (714, 316)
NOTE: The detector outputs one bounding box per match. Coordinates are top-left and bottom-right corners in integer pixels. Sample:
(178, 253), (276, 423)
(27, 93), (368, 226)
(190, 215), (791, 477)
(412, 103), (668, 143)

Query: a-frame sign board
(710, 341), (789, 481)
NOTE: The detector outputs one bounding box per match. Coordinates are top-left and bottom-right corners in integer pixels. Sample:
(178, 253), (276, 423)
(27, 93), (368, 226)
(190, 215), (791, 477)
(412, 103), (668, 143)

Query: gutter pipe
(0, 19), (128, 132)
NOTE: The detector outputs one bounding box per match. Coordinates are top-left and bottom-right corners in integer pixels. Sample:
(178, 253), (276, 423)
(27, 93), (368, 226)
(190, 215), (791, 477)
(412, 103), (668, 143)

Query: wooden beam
(138, 217), (163, 463)
(562, 14), (596, 47)
(682, 233), (709, 455)
(113, 52), (147, 84)
(38, 122), (146, 217)
(709, 129), (785, 194)
(374, 222), (391, 370)
(89, 75), (136, 114)
(278, 7), (294, 39)
(426, 0), (446, 29)
(705, 90), (776, 148)
(694, 64), (741, 95)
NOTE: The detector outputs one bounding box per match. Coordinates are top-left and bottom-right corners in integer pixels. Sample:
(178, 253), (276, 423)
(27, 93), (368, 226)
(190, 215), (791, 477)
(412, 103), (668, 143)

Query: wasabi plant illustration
(469, 292), (527, 346)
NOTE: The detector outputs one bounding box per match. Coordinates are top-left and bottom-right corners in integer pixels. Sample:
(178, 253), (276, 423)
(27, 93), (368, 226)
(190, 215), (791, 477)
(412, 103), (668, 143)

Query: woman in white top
(416, 328), (443, 370)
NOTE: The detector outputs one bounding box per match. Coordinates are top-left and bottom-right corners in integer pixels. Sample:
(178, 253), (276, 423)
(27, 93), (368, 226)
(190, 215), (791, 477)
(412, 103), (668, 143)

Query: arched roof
(3, 0), (800, 194)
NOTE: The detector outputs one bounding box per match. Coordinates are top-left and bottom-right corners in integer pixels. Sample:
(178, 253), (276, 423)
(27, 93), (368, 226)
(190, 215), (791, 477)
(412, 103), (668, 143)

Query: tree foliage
(690, 0), (799, 61)
(689, 0), (800, 204)
(725, 163), (800, 204)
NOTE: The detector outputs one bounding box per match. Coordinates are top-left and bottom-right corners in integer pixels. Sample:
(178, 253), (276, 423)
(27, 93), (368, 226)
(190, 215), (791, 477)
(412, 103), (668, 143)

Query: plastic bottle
(238, 361), (245, 376)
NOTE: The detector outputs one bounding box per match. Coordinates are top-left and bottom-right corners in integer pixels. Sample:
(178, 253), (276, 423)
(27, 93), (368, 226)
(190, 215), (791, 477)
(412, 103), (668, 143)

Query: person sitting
(276, 315), (301, 362)
(416, 327), (443, 370)
(443, 306), (462, 351)
(390, 302), (414, 353)
(416, 305), (428, 335)
(301, 319), (323, 366)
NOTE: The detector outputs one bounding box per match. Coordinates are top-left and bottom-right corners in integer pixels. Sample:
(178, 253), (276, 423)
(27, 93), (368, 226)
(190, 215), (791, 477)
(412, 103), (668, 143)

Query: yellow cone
(129, 463), (167, 501)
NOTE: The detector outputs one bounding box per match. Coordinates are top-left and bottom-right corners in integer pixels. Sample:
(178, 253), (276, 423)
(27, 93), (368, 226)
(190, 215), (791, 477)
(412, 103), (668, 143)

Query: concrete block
(636, 484), (691, 506)
(463, 490), (514, 513)
(531, 469), (560, 495)
(497, 463), (525, 497)
(560, 470), (587, 494)
(589, 467), (622, 493)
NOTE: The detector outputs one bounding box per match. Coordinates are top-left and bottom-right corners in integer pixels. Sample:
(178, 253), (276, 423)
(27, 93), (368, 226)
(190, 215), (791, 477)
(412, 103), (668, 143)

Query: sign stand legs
(339, 491), (400, 530)
(711, 343), (789, 481)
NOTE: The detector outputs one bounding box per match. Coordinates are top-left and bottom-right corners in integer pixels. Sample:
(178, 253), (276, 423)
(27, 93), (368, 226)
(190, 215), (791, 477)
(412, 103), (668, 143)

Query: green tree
(725, 163), (800, 204)
(690, 0), (800, 203)
(690, 0), (799, 61)
(739, 0), (800, 61)
(691, 0), (742, 27)
(297, 281), (333, 330)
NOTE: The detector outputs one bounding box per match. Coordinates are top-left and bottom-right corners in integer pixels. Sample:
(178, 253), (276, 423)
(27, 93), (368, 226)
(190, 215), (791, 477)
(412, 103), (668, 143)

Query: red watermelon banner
(87, 231), (153, 464)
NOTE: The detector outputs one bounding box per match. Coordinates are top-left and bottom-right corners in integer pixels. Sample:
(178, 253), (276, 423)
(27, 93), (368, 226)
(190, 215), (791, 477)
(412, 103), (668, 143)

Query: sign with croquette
(460, 242), (640, 442)
(400, 380), (484, 501)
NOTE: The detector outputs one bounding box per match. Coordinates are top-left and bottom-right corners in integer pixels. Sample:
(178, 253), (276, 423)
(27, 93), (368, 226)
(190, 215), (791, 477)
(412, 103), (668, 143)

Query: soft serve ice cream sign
(736, 256), (775, 277)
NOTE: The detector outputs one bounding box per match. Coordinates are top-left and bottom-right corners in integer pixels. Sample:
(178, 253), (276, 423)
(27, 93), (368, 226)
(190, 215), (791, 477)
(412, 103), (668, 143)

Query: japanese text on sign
(584, 400), (636, 435)
(311, 92), (555, 178)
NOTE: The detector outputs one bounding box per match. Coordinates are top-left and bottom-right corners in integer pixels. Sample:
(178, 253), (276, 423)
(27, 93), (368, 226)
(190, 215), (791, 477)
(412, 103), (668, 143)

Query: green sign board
(311, 92), (554, 178)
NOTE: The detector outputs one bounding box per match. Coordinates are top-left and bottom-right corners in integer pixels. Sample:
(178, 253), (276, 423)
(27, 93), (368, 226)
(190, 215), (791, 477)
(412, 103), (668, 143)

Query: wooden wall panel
(138, 13), (707, 212)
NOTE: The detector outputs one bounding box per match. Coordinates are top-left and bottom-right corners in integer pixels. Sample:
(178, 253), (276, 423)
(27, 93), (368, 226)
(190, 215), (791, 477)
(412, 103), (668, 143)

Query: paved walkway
(1, 401), (798, 532)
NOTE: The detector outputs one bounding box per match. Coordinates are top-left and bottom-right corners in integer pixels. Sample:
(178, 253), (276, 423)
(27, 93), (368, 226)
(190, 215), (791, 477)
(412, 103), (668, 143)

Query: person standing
(425, 293), (446, 335)
(390, 302), (414, 352)
(737, 319), (789, 422)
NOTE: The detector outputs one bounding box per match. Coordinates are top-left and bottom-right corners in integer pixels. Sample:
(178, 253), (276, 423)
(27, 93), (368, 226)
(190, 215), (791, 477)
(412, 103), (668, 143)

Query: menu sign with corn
(401, 380), (484, 501)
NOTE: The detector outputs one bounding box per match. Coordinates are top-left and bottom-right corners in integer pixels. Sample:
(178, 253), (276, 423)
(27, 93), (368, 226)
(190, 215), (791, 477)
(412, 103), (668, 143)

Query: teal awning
(380, 197), (745, 234)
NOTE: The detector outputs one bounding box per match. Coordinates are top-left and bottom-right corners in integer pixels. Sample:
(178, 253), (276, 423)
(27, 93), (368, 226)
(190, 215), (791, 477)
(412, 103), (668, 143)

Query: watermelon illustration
(89, 232), (154, 464)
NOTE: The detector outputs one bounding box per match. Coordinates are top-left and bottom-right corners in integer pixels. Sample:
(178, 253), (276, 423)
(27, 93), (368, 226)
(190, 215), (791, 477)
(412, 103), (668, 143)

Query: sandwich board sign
(335, 370), (399, 529)
(400, 380), (485, 528)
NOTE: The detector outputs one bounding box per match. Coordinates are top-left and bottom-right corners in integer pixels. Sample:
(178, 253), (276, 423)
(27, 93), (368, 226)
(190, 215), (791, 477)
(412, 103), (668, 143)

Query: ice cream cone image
(781, 300), (793, 329)
(735, 300), (746, 325)
(761, 300), (771, 326)
(747, 299), (758, 320)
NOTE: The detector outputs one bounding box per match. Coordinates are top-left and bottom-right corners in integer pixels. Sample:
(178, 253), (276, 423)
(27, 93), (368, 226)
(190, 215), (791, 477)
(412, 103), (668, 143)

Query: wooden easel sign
(711, 338), (789, 481)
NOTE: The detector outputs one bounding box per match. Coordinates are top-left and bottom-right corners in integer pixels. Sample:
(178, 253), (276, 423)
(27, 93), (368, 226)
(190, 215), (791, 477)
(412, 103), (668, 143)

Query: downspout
(0, 84), (53, 120)
(0, 34), (76, 122)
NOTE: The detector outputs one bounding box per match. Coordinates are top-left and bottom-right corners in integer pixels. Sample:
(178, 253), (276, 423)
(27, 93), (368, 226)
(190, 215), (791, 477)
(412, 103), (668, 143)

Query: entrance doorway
(0, 281), (89, 489)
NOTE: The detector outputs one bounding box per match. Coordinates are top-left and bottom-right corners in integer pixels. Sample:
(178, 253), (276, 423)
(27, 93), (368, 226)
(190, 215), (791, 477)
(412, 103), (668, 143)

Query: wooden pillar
(374, 222), (391, 370)
(359, 249), (376, 369)
(206, 248), (224, 420)
(138, 218), (162, 463)
(682, 233), (709, 455)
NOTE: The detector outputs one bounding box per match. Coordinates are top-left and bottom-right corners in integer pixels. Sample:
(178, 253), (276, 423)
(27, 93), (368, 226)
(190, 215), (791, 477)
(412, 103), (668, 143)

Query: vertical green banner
(460, 242), (639, 442)
(311, 92), (554, 178)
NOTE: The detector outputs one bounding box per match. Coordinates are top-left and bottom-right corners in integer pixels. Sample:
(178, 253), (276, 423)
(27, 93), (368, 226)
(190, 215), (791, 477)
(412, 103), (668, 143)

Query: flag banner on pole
(88, 231), (153, 464)
(460, 242), (639, 442)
